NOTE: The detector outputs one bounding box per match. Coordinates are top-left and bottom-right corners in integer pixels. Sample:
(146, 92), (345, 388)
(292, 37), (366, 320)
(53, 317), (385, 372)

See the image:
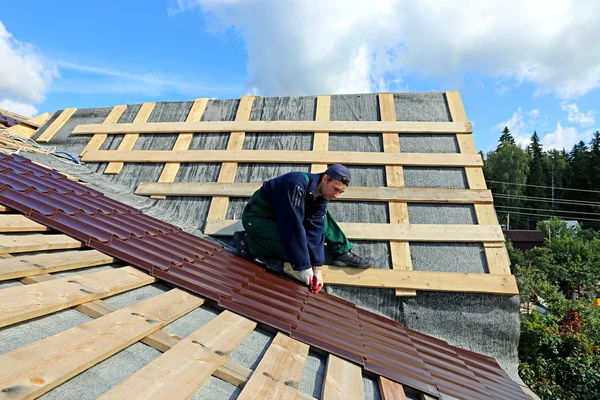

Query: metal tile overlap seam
(0, 154), (531, 399)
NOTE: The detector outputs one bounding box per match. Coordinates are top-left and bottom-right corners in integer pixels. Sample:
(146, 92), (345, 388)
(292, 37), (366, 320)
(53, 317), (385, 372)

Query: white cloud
(173, 0), (600, 98)
(493, 107), (540, 147)
(0, 99), (37, 118)
(0, 21), (55, 113)
(540, 122), (593, 150)
(560, 102), (595, 127)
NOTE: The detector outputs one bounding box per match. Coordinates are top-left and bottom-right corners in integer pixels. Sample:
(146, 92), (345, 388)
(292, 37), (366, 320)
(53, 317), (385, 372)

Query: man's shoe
(233, 231), (250, 258)
(333, 251), (372, 269)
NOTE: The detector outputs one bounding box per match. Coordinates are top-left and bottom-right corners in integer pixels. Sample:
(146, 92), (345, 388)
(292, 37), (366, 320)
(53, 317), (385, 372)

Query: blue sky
(1, 1), (599, 154)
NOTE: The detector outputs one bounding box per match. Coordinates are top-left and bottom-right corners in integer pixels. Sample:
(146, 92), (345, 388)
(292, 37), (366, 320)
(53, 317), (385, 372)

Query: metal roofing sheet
(0, 153), (530, 399)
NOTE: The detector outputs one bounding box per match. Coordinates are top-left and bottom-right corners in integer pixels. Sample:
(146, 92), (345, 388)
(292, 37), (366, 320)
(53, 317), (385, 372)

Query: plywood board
(73, 120), (472, 135)
(80, 105), (127, 157)
(105, 102), (156, 174)
(0, 289), (203, 399)
(205, 220), (504, 242)
(36, 108), (77, 143)
(100, 311), (256, 399)
(206, 95), (255, 221)
(238, 333), (309, 400)
(83, 149), (483, 167)
(152, 98), (209, 200)
(0, 233), (83, 254)
(135, 182), (492, 203)
(379, 376), (407, 400)
(0, 266), (154, 328)
(322, 354), (364, 400)
(320, 266), (519, 295)
(0, 249), (114, 280)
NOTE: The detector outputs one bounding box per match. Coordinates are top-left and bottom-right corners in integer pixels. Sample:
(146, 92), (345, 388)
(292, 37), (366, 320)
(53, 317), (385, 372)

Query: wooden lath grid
(66, 91), (513, 296)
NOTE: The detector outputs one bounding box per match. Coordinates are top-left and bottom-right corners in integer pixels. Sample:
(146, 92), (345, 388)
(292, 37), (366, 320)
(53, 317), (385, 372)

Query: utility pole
(507, 213), (510, 230)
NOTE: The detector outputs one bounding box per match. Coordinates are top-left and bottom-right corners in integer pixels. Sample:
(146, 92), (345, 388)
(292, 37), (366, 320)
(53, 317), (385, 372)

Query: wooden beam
(206, 95), (255, 221)
(0, 215), (50, 232)
(379, 93), (416, 297)
(0, 249), (114, 281)
(5, 112), (51, 139)
(446, 91), (510, 276)
(135, 182), (493, 203)
(80, 105), (127, 158)
(322, 354), (364, 400)
(73, 120), (472, 135)
(0, 266), (155, 328)
(0, 108), (40, 127)
(238, 333), (310, 400)
(0, 205), (11, 212)
(105, 102), (156, 174)
(312, 95), (331, 173)
(82, 149), (483, 167)
(36, 108), (77, 143)
(0, 289), (203, 399)
(205, 220), (505, 242)
(378, 376), (407, 400)
(151, 98), (209, 200)
(319, 265), (519, 295)
(15, 272), (254, 390)
(99, 311), (256, 399)
(0, 233), (83, 254)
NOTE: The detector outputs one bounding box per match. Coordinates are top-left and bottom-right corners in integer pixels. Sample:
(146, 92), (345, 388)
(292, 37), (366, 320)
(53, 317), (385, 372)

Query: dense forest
(482, 128), (600, 230)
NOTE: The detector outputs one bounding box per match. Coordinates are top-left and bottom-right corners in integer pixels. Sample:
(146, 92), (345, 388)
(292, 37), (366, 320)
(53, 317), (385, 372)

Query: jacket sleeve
(270, 175), (312, 270)
(304, 205), (326, 267)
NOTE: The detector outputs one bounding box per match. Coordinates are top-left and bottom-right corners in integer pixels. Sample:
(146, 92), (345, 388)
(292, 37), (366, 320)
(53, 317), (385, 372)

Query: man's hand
(311, 267), (323, 294)
(297, 268), (314, 285)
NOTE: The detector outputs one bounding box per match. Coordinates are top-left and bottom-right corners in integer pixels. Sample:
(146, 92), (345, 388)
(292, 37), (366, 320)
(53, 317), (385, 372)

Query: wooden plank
(378, 376), (407, 400)
(5, 112), (51, 139)
(135, 181), (493, 203)
(206, 95), (255, 221)
(0, 289), (202, 399)
(105, 102), (156, 174)
(0, 249), (114, 281)
(15, 271), (255, 390)
(0, 108), (39, 127)
(0, 215), (49, 232)
(152, 98), (209, 200)
(100, 311), (256, 399)
(319, 265), (519, 295)
(0, 233), (83, 254)
(312, 95), (331, 173)
(83, 149), (483, 167)
(238, 333), (309, 400)
(80, 105), (127, 157)
(205, 220), (505, 242)
(322, 354), (364, 400)
(0, 266), (155, 328)
(73, 120), (472, 135)
(446, 91), (509, 277)
(36, 108), (77, 143)
(379, 93), (415, 297)
(0, 205), (11, 212)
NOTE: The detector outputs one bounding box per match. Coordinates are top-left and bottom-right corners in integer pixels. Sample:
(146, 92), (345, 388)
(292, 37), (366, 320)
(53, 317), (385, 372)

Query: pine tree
(498, 126), (516, 148)
(525, 132), (548, 228)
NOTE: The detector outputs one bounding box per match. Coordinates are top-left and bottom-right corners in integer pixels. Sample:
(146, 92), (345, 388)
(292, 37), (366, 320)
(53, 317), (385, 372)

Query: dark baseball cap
(325, 164), (351, 186)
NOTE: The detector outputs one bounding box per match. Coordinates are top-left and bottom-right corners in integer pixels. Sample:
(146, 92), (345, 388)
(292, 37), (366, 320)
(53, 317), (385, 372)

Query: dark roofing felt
(0, 153), (529, 400)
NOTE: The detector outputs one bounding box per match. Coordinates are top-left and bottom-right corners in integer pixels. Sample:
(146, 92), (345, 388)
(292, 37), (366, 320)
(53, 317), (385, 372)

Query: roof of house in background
(0, 91), (537, 399)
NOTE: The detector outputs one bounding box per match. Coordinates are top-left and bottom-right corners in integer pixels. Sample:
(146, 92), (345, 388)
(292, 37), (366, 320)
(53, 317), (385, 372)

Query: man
(233, 164), (371, 291)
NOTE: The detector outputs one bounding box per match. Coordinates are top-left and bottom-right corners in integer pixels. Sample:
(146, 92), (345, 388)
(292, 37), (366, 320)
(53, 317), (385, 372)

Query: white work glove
(313, 268), (323, 288)
(297, 268), (314, 285)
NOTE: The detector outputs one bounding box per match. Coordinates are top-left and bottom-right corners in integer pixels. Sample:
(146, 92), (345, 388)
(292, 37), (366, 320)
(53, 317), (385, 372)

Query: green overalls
(241, 173), (352, 261)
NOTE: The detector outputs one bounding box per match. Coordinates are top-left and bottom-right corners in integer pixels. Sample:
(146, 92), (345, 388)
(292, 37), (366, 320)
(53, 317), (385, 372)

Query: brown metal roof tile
(0, 154), (530, 399)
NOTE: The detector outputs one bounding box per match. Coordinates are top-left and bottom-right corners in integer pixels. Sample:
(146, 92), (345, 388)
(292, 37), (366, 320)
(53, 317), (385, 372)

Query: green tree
(525, 132), (549, 228)
(483, 127), (530, 228)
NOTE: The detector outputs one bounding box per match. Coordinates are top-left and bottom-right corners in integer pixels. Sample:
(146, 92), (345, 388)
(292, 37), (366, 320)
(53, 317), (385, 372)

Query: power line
(495, 205), (600, 217)
(493, 194), (600, 207)
(486, 180), (600, 195)
(495, 210), (600, 224)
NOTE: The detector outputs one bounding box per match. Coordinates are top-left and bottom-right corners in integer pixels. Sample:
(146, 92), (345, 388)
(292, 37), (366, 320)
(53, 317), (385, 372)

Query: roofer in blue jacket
(233, 164), (371, 290)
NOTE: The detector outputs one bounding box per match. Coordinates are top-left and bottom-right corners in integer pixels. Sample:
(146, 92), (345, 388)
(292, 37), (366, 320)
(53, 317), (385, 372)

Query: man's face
(319, 175), (348, 200)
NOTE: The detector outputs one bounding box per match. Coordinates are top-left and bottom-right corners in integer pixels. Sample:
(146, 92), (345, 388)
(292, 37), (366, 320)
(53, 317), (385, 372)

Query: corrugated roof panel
(0, 153), (532, 399)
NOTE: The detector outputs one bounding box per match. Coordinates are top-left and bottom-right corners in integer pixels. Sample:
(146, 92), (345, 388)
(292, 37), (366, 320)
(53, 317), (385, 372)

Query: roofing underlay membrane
(0, 153), (529, 399)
